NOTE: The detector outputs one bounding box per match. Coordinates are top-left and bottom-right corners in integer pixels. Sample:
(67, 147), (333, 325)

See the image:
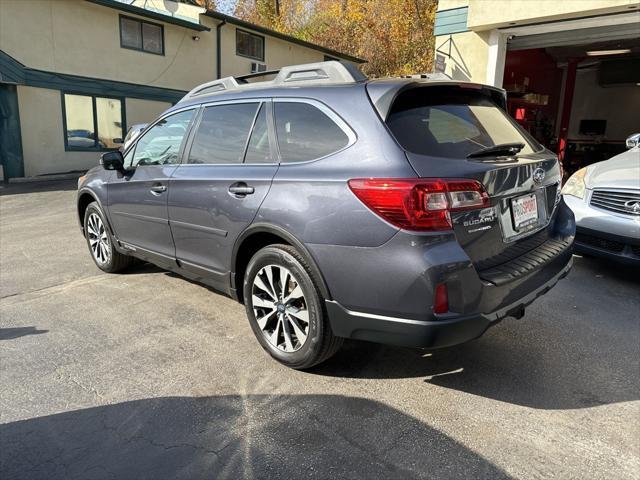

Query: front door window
(130, 109), (195, 167)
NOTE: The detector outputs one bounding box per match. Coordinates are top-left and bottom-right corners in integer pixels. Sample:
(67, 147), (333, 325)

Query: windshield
(386, 87), (540, 158)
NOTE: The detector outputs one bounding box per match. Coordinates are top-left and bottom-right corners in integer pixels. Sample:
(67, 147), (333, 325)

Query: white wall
(125, 98), (172, 126)
(568, 67), (640, 141)
(220, 25), (327, 78)
(467, 0), (637, 30)
(0, 0), (218, 92)
(18, 86), (100, 177)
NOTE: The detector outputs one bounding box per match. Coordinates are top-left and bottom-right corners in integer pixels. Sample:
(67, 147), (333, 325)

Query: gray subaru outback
(77, 61), (574, 369)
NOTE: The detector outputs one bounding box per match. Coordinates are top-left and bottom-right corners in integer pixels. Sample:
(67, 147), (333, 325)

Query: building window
(63, 93), (124, 151)
(120, 15), (164, 55)
(236, 29), (264, 61)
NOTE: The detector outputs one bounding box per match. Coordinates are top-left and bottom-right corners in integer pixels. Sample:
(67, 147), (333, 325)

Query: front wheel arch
(77, 188), (114, 238)
(77, 192), (97, 235)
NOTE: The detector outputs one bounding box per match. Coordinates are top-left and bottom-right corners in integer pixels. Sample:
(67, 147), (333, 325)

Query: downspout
(216, 19), (226, 79)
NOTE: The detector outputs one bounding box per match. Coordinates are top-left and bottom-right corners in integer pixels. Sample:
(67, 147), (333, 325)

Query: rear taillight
(434, 283), (449, 314)
(348, 178), (489, 231)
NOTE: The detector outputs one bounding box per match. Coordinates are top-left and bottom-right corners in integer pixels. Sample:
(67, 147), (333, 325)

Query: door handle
(228, 182), (255, 196)
(150, 183), (167, 195)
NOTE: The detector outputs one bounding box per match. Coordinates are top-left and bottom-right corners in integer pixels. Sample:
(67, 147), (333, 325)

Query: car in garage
(562, 133), (640, 265)
(76, 61), (575, 369)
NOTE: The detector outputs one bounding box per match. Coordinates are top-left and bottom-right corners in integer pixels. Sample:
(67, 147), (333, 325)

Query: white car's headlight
(562, 168), (587, 199)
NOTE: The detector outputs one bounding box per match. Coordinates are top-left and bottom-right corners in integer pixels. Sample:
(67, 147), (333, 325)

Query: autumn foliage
(190, 0), (437, 78)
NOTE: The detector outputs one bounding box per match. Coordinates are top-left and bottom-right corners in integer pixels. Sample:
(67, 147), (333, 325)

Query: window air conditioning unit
(251, 62), (267, 73)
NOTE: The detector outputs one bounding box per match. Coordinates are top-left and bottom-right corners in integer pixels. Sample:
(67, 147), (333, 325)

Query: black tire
(83, 202), (133, 273)
(243, 244), (343, 369)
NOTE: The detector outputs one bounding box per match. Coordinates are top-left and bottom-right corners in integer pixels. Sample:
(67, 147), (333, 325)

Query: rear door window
(386, 87), (539, 158)
(244, 104), (272, 163)
(274, 102), (349, 163)
(188, 103), (260, 164)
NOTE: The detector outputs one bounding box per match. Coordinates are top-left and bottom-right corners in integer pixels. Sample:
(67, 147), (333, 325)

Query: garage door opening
(503, 36), (640, 178)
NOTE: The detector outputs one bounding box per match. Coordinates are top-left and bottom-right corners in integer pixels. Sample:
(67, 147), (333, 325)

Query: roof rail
(236, 70), (281, 83)
(181, 77), (240, 100)
(178, 61), (367, 103)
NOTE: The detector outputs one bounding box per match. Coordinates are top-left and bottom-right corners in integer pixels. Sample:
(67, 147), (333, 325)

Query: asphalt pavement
(1, 180), (638, 479)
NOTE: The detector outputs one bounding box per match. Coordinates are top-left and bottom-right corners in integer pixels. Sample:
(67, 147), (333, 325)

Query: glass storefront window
(63, 94), (123, 151)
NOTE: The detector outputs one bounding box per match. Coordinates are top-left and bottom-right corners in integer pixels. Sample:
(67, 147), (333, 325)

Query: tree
(182, 0), (217, 10)
(232, 0), (437, 78)
(234, 0), (315, 37)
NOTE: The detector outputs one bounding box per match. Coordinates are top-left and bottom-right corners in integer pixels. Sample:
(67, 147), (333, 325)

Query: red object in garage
(503, 49), (563, 149)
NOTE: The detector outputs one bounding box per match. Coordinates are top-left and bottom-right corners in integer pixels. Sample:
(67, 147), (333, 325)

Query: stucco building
(0, 0), (363, 180)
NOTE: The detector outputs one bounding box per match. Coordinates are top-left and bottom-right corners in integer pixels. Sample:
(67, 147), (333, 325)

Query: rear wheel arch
(232, 224), (332, 304)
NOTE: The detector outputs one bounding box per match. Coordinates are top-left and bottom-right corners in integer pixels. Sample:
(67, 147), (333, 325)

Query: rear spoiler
(366, 79), (507, 121)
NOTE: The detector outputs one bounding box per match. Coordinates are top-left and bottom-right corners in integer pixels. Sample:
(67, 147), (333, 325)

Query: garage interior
(503, 25), (640, 178)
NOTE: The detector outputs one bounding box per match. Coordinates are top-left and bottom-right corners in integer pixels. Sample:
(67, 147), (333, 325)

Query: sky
(215, 0), (237, 15)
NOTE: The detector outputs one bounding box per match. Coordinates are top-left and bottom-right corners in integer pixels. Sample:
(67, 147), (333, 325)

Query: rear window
(386, 87), (539, 158)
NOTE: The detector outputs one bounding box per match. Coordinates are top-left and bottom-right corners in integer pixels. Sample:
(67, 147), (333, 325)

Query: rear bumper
(313, 199), (574, 349)
(326, 256), (573, 349)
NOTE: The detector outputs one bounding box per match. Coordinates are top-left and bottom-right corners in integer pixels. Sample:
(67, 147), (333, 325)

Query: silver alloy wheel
(87, 212), (111, 266)
(251, 264), (309, 353)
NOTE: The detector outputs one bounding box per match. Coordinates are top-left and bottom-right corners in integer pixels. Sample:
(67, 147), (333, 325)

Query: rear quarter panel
(256, 86), (414, 247)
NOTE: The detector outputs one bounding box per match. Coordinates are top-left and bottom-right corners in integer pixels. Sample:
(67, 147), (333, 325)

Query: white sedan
(562, 134), (640, 265)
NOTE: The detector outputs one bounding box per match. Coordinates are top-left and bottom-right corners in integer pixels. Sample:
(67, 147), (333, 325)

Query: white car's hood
(585, 147), (640, 190)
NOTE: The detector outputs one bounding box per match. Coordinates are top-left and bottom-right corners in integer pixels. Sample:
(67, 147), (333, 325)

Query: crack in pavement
(0, 274), (109, 305)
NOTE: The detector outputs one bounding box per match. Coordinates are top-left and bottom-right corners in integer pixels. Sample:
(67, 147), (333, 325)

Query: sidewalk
(0, 178), (79, 196)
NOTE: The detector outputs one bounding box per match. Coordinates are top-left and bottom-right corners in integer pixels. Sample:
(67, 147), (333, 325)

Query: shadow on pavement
(312, 326), (638, 410)
(0, 395), (510, 480)
(120, 262), (166, 276)
(312, 256), (639, 410)
(0, 179), (80, 196)
(0, 327), (48, 341)
(110, 256), (637, 412)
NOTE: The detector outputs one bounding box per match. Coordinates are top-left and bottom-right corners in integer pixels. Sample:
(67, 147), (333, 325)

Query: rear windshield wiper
(466, 142), (525, 159)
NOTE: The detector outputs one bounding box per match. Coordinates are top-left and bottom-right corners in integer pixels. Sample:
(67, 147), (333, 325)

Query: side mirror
(112, 138), (124, 144)
(626, 133), (640, 150)
(101, 151), (125, 172)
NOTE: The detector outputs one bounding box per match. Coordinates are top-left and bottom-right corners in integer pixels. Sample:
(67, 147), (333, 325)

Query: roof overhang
(86, 0), (211, 31)
(0, 50), (186, 103)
